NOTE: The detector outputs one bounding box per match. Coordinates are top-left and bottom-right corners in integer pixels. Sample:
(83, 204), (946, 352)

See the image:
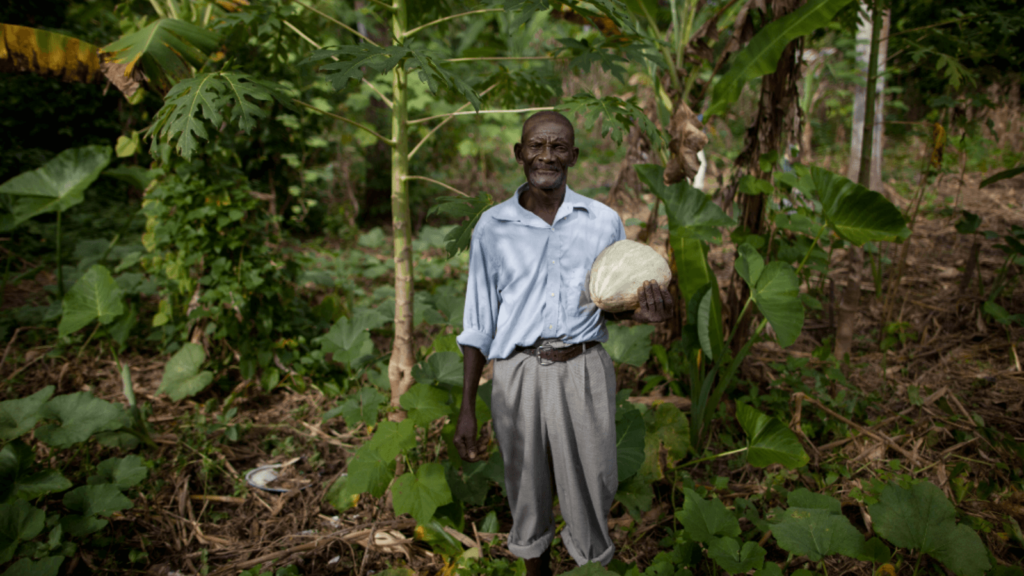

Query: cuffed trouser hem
(507, 524), (556, 559)
(562, 527), (615, 566)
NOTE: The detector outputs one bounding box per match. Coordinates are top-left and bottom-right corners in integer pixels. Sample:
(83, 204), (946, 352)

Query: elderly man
(453, 111), (673, 575)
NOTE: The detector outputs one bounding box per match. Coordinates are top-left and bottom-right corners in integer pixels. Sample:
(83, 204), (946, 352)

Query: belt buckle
(536, 342), (554, 366)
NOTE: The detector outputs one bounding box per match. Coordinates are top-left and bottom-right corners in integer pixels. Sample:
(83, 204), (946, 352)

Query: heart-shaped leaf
(87, 455), (148, 489)
(736, 403), (808, 469)
(35, 392), (125, 448)
(676, 488), (741, 543)
(0, 499), (45, 563)
(747, 261), (804, 348)
(0, 386), (54, 441)
(391, 462), (453, 524)
(707, 537), (766, 574)
(615, 401), (646, 481)
(0, 145), (111, 226)
(869, 482), (990, 576)
(58, 264), (125, 337)
(412, 351), (463, 387)
(809, 166), (908, 245)
(605, 323), (656, 367)
(157, 343), (213, 402)
(63, 484), (133, 517)
(773, 507), (865, 561)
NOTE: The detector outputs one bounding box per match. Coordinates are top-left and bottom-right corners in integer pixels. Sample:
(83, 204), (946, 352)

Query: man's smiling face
(514, 114), (579, 191)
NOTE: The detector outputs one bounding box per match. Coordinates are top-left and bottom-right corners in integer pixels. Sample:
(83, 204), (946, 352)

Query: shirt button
(550, 292), (555, 296)
(549, 324), (553, 329)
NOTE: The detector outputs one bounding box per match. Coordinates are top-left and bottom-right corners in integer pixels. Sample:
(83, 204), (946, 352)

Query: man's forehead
(521, 114), (574, 140)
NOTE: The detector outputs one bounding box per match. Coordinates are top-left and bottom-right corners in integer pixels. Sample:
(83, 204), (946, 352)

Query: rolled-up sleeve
(457, 225), (500, 358)
(614, 215), (626, 242)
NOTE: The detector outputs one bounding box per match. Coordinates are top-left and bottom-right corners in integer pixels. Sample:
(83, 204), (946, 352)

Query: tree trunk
(834, 0), (883, 361)
(388, 0), (415, 416)
(846, 4), (889, 193)
(726, 0), (805, 351)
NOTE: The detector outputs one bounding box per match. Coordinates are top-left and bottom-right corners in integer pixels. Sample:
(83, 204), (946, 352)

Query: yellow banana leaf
(0, 22), (102, 84)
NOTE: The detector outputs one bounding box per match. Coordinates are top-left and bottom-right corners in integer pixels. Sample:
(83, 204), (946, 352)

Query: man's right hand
(453, 407), (482, 462)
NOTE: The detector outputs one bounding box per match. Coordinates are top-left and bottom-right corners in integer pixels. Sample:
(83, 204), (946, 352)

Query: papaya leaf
(1, 555), (64, 576)
(749, 261), (803, 348)
(559, 93), (664, 147)
(736, 403), (808, 469)
(412, 351), (463, 387)
(391, 462), (452, 524)
(147, 72), (290, 160)
(58, 264), (125, 337)
(707, 0), (855, 116)
(0, 386), (54, 441)
(869, 482), (990, 576)
(707, 537), (766, 574)
(345, 447), (395, 499)
(400, 383), (452, 427)
(0, 145), (111, 227)
(326, 386), (386, 427)
(102, 19), (219, 87)
(370, 420), (418, 462)
(605, 323), (655, 367)
(87, 455), (148, 490)
(676, 488), (741, 543)
(615, 401), (646, 481)
(63, 484), (133, 517)
(157, 343), (214, 402)
(558, 37), (630, 82)
(407, 50), (481, 111)
(428, 194), (494, 258)
(809, 167), (908, 245)
(303, 45), (410, 90)
(35, 392), (125, 449)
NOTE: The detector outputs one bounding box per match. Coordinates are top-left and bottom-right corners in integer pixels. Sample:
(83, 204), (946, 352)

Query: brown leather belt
(516, 340), (601, 365)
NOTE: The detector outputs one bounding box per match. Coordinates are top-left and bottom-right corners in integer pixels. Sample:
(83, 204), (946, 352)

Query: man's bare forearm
(461, 345), (486, 410)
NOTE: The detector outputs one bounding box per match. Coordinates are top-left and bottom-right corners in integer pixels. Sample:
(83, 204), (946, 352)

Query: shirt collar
(492, 183), (596, 225)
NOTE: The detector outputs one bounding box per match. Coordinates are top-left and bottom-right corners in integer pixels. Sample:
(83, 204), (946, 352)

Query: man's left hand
(631, 280), (674, 323)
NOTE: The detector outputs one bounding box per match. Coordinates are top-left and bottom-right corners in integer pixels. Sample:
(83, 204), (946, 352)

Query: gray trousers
(492, 339), (618, 566)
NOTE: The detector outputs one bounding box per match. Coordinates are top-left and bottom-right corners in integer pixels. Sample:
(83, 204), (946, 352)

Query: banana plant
(0, 145), (112, 299)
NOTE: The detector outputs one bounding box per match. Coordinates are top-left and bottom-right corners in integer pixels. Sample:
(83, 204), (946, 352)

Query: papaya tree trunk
(834, 0), (882, 360)
(388, 0), (415, 416)
(846, 4), (889, 192)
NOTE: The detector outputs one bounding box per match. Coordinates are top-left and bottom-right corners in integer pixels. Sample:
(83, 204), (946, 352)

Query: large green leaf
(0, 145), (111, 227)
(321, 308), (389, 367)
(869, 482), (991, 576)
(408, 50), (481, 111)
(325, 386), (386, 427)
(736, 403), (808, 469)
(35, 392), (125, 448)
(147, 72), (290, 160)
(636, 164), (735, 300)
(707, 0), (855, 116)
(87, 455), (148, 490)
(1, 556), (64, 576)
(707, 537), (766, 574)
(0, 23), (102, 84)
(157, 343), (214, 402)
(0, 386), (54, 441)
(645, 403), (690, 461)
(400, 383), (452, 427)
(304, 45), (411, 91)
(697, 285), (724, 361)
(391, 462), (452, 524)
(605, 323), (656, 367)
(10, 469), (73, 501)
(772, 498), (865, 561)
(102, 19), (219, 87)
(676, 488), (741, 543)
(63, 484), (133, 517)
(58, 264), (125, 337)
(809, 167), (907, 245)
(428, 194), (494, 259)
(748, 261), (804, 348)
(0, 499), (45, 564)
(412, 351), (463, 387)
(345, 420), (417, 499)
(615, 401), (646, 481)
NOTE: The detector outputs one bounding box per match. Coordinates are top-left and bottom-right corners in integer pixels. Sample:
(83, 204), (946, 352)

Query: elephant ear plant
(0, 145), (112, 299)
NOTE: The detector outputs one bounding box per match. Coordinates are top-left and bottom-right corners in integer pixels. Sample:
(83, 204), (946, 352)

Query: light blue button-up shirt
(457, 184), (626, 361)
